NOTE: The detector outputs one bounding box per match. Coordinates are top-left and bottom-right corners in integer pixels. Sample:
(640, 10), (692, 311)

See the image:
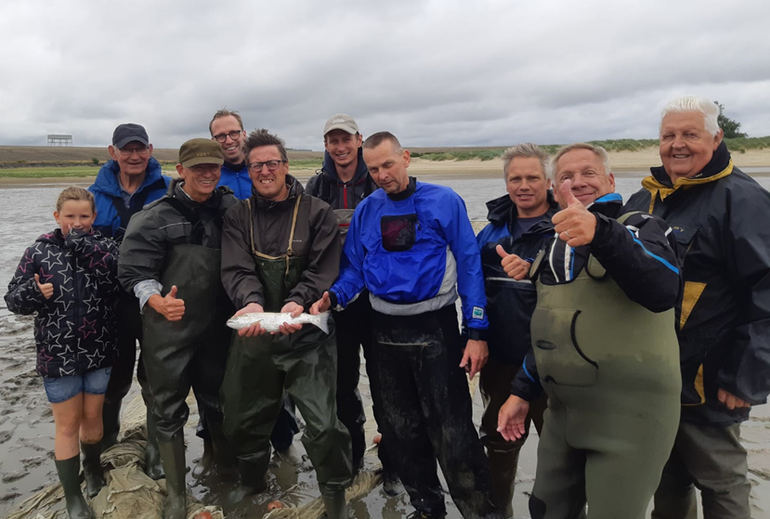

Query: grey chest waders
(526, 242), (681, 519)
(221, 195), (353, 497)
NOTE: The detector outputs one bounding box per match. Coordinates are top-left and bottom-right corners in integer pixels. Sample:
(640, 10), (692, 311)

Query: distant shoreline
(1, 149), (769, 188)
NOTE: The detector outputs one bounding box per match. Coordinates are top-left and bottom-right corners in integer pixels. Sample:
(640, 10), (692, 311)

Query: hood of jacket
(320, 147), (369, 184)
(90, 156), (165, 197)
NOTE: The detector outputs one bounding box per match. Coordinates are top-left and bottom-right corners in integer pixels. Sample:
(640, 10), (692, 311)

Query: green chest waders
(141, 243), (233, 442)
(527, 250), (681, 519)
(221, 196), (353, 491)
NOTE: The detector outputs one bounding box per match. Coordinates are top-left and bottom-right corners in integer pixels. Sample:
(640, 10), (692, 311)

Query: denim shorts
(42, 367), (112, 404)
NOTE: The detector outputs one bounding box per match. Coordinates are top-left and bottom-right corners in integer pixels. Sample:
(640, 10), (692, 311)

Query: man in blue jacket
(88, 123), (170, 478)
(476, 143), (558, 518)
(312, 132), (501, 519)
(209, 109), (252, 199)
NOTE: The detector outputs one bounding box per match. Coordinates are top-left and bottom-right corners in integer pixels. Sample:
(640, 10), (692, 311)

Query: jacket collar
(252, 174), (305, 209)
(388, 177), (417, 201)
(642, 142), (733, 208)
(320, 148), (369, 184)
(485, 190), (559, 227)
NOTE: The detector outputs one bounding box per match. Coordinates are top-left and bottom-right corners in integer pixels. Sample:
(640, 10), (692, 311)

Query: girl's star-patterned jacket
(4, 229), (121, 378)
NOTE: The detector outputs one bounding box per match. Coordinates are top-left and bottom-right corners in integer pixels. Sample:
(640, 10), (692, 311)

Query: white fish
(226, 311), (330, 334)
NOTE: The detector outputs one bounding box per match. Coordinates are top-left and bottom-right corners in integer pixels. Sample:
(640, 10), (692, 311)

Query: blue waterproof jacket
(89, 157), (170, 241)
(331, 178), (489, 338)
(218, 161), (252, 200)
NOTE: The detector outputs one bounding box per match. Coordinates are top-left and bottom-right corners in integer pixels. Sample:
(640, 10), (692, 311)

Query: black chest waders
(220, 195), (353, 498)
(527, 245), (681, 519)
(140, 242), (234, 519)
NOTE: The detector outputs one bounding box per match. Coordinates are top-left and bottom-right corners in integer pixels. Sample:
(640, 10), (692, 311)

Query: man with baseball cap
(304, 114), (401, 492)
(118, 138), (239, 519)
(89, 123), (171, 478)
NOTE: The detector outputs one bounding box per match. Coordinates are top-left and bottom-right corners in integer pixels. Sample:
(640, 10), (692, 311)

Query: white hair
(660, 96), (720, 137)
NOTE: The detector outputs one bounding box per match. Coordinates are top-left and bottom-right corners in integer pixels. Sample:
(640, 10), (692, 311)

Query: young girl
(5, 186), (120, 519)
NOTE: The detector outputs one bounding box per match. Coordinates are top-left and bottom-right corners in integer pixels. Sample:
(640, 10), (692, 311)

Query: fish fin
(315, 311), (330, 335)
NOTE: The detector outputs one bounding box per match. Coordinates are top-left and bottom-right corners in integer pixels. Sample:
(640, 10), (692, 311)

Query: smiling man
(475, 143), (558, 517)
(497, 143), (682, 519)
(118, 138), (239, 519)
(312, 132), (501, 519)
(625, 96), (770, 519)
(219, 129), (353, 518)
(209, 109), (252, 199)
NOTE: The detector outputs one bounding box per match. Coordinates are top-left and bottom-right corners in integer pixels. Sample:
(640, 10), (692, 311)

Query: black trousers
(334, 295), (396, 472)
(104, 293), (150, 406)
(372, 305), (499, 519)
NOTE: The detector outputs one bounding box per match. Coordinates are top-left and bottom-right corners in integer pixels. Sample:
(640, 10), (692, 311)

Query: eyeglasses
(248, 160), (286, 173)
(213, 130), (244, 143)
(118, 146), (150, 157)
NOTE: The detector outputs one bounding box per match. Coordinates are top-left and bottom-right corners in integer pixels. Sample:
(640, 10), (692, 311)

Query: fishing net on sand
(5, 392), (224, 519)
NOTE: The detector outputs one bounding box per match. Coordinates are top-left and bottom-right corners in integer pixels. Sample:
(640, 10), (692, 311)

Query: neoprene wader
(527, 250), (681, 519)
(80, 441), (105, 498)
(55, 455), (94, 519)
(141, 242), (234, 518)
(221, 196), (353, 506)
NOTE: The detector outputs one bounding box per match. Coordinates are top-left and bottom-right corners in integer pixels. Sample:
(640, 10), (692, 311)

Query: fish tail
(314, 311), (330, 335)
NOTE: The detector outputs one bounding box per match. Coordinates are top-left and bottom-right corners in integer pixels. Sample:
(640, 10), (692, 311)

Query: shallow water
(1, 173), (769, 518)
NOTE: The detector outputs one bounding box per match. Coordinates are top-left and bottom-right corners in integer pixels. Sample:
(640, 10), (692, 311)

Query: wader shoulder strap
(249, 195), (303, 266)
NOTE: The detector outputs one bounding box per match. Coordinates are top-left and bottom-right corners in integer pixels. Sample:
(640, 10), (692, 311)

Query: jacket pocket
(531, 307), (598, 387)
(380, 214), (417, 252)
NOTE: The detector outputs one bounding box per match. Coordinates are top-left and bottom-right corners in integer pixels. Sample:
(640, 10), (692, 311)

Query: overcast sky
(1, 0), (768, 150)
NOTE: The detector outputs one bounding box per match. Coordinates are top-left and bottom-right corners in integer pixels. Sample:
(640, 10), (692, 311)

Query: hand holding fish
(277, 302), (304, 336)
(233, 302), (267, 337)
(227, 308), (331, 335)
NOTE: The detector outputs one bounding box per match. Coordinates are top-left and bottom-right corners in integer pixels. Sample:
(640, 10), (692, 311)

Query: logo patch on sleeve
(472, 306), (484, 319)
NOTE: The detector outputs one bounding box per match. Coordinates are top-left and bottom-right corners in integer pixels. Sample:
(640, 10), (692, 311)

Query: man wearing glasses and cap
(89, 123), (170, 479)
(118, 138), (240, 519)
(305, 114), (402, 494)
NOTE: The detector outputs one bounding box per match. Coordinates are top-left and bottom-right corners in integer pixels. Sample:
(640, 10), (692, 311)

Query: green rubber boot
(207, 420), (238, 479)
(192, 437), (214, 479)
(80, 441), (106, 499)
(225, 455), (268, 504)
(320, 484), (349, 519)
(55, 455), (95, 519)
(486, 447), (519, 518)
(101, 400), (121, 449)
(158, 435), (187, 519)
(145, 412), (165, 480)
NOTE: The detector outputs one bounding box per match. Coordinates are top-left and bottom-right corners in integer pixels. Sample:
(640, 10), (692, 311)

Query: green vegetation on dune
(0, 166), (99, 178)
(723, 136), (770, 154)
(411, 149), (505, 161)
(289, 158), (323, 170)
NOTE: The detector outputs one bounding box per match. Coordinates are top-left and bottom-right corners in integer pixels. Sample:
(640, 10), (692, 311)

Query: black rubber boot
(55, 456), (95, 519)
(207, 419), (238, 479)
(192, 437), (214, 479)
(320, 484), (349, 519)
(225, 455), (268, 504)
(145, 412), (165, 480)
(487, 447), (519, 518)
(158, 435), (187, 519)
(101, 400), (121, 449)
(80, 441), (106, 499)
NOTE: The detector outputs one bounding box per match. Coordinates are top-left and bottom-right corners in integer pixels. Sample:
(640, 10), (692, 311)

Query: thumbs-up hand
(497, 244), (530, 281)
(146, 285), (186, 322)
(34, 273), (54, 299)
(551, 180), (597, 246)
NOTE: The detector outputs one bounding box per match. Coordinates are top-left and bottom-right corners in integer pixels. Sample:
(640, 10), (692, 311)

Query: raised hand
(552, 180), (597, 247)
(497, 245), (530, 281)
(310, 291), (332, 315)
(34, 273), (54, 299)
(147, 285), (185, 322)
